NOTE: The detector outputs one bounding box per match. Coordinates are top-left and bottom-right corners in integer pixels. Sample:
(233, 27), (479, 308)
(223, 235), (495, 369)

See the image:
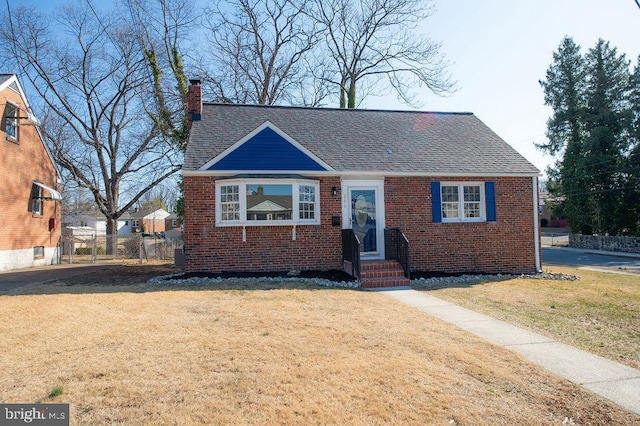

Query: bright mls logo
(1, 404), (69, 425)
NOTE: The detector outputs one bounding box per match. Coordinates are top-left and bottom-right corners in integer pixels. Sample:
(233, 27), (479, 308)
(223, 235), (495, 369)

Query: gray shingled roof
(185, 103), (539, 175)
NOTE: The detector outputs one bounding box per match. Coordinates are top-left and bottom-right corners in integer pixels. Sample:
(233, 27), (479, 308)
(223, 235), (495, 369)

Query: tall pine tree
(624, 58), (640, 234)
(539, 37), (591, 234)
(540, 37), (636, 235)
(582, 40), (631, 234)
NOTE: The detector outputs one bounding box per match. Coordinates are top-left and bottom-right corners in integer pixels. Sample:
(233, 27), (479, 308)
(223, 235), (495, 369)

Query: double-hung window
(440, 183), (485, 222)
(216, 179), (320, 226)
(5, 103), (18, 140)
(31, 185), (43, 215)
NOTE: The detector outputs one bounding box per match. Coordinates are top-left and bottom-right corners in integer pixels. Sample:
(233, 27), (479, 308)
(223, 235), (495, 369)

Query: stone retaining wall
(570, 234), (640, 254)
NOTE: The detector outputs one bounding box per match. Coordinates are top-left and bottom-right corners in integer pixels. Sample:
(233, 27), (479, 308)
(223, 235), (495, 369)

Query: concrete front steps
(360, 260), (410, 288)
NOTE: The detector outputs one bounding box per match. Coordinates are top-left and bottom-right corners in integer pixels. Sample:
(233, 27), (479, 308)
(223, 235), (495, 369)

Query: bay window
(215, 179), (320, 226)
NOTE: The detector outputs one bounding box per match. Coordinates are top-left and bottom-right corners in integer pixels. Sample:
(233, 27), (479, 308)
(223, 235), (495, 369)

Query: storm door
(342, 179), (385, 259)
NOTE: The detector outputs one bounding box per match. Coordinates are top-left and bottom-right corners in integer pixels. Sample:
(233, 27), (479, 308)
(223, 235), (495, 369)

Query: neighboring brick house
(165, 213), (182, 231)
(0, 74), (61, 271)
(183, 81), (541, 286)
(129, 208), (170, 234)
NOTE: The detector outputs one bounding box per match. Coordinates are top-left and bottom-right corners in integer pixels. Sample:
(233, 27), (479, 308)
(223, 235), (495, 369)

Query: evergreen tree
(539, 37), (591, 233)
(624, 58), (640, 234)
(540, 37), (636, 235)
(582, 40), (631, 234)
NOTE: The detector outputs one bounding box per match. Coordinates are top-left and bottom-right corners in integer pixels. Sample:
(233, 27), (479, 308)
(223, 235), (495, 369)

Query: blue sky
(365, 0), (640, 176)
(10, 0), (640, 177)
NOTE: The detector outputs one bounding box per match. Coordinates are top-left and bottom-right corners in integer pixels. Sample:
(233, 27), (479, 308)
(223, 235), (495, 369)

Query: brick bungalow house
(1, 74), (61, 271)
(183, 81), (541, 287)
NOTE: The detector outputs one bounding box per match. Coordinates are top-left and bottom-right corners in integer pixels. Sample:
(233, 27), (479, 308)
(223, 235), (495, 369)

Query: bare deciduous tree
(312, 0), (455, 108)
(202, 0), (325, 106)
(0, 1), (185, 246)
(124, 0), (196, 150)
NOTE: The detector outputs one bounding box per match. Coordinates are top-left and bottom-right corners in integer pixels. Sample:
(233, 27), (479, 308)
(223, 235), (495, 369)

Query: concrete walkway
(376, 287), (640, 416)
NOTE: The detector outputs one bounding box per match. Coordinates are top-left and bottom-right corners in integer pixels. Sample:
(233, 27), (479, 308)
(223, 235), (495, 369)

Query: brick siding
(142, 218), (166, 233)
(384, 176), (536, 274)
(184, 176), (343, 273)
(184, 175), (536, 274)
(1, 85), (61, 253)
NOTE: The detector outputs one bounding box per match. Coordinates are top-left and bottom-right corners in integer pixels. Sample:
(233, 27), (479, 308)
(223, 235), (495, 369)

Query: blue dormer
(202, 122), (332, 172)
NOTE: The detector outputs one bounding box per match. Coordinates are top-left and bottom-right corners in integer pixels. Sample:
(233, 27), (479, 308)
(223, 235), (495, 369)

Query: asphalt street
(542, 247), (640, 274)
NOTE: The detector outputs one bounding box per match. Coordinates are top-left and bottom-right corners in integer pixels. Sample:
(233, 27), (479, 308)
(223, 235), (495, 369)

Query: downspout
(532, 176), (542, 273)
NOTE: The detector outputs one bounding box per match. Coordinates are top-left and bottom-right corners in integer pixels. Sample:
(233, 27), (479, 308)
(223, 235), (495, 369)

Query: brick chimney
(187, 79), (202, 124)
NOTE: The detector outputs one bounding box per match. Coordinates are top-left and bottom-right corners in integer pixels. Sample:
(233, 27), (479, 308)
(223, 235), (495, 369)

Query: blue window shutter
(431, 181), (442, 223)
(485, 182), (496, 222)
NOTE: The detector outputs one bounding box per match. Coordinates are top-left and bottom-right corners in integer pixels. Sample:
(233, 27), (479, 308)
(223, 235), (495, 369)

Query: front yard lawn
(0, 266), (638, 424)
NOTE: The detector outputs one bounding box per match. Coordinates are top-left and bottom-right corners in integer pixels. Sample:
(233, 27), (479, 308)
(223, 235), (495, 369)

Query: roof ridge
(201, 102), (473, 116)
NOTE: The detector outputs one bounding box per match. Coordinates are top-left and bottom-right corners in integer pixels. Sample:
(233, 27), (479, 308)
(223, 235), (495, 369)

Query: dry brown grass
(420, 266), (640, 371)
(1, 265), (639, 424)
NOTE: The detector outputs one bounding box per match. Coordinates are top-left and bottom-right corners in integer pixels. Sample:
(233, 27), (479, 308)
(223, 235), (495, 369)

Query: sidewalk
(377, 287), (640, 416)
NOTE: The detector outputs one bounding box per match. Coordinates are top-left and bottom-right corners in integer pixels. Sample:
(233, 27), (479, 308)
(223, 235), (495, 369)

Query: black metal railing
(341, 229), (361, 280)
(384, 228), (410, 279)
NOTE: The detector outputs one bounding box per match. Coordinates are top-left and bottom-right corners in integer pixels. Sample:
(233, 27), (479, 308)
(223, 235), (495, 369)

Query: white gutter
(533, 176), (541, 272)
(183, 170), (541, 178)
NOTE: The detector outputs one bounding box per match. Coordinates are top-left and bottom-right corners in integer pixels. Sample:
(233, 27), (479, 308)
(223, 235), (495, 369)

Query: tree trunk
(105, 216), (119, 256)
(347, 80), (356, 109)
(339, 79), (347, 108)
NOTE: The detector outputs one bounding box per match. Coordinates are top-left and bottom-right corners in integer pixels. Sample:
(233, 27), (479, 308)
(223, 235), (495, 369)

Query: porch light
(332, 186), (338, 196)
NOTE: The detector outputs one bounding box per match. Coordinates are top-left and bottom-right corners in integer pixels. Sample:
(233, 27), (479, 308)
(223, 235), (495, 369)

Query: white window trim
(215, 178), (320, 227)
(441, 182), (486, 223)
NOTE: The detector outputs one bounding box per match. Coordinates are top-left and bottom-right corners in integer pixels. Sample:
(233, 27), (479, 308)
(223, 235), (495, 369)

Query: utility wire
(548, 181), (640, 199)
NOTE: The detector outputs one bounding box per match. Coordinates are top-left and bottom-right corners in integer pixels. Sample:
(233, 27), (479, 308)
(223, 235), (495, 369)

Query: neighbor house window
(31, 185), (43, 215)
(4, 103), (18, 140)
(440, 183), (485, 222)
(215, 179), (320, 226)
(132, 220), (139, 228)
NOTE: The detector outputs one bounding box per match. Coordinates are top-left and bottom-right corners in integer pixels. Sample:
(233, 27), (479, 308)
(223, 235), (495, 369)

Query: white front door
(342, 179), (385, 259)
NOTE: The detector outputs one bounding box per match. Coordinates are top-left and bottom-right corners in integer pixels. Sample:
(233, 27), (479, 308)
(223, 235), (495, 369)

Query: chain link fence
(60, 231), (183, 264)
